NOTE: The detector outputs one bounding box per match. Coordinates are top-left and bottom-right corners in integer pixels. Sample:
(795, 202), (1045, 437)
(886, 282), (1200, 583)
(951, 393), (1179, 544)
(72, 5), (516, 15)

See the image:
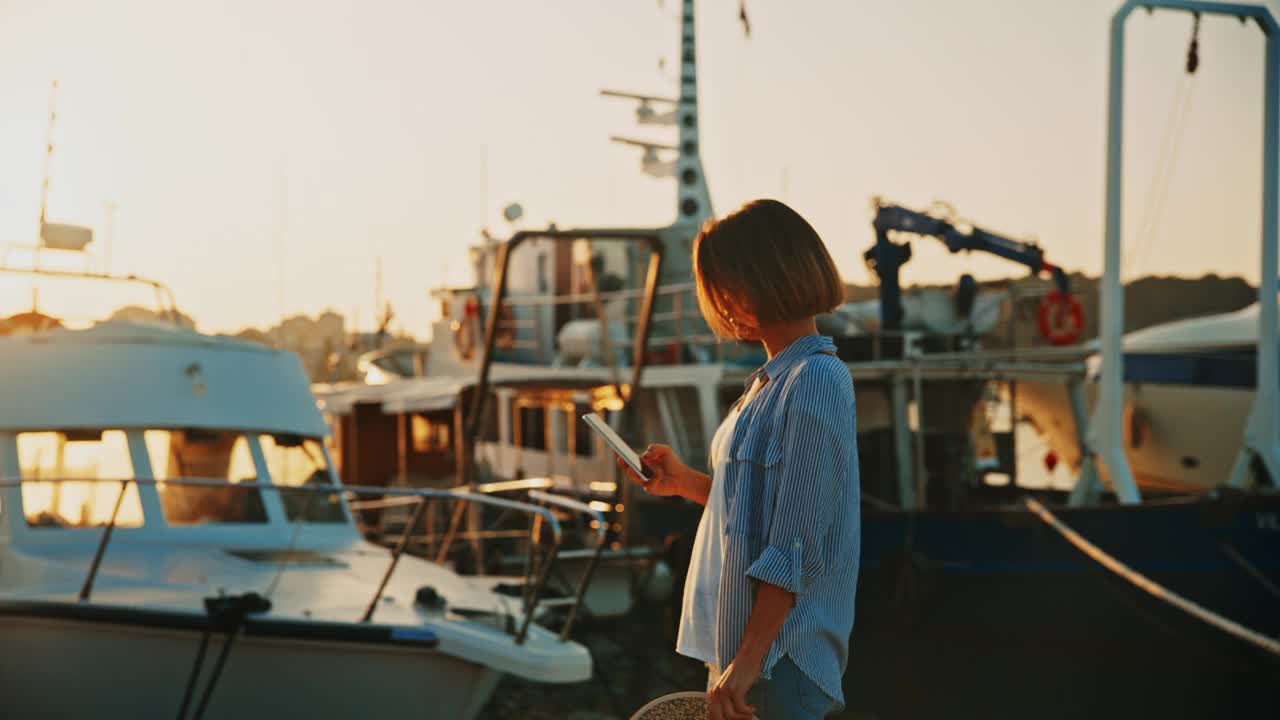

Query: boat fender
(641, 560), (674, 604)
(953, 273), (978, 319)
(453, 297), (480, 361)
(1043, 450), (1059, 472)
(1123, 405), (1148, 450)
(415, 585), (447, 611)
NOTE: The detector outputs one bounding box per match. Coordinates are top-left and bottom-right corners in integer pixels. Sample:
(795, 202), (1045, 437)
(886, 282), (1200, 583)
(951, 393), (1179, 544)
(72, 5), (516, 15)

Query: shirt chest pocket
(723, 431), (782, 538)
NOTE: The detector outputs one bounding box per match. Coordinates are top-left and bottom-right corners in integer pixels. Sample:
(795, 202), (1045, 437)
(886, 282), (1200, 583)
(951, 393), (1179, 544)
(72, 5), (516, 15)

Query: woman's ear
(723, 298), (761, 340)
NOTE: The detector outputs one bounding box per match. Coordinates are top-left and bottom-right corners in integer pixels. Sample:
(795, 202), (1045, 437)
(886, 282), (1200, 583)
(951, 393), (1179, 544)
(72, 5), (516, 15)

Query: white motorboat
(1019, 302), (1272, 492)
(0, 315), (591, 719)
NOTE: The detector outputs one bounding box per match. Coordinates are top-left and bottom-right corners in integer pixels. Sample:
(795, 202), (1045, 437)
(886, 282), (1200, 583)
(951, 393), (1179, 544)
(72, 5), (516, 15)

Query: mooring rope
(1023, 498), (1280, 656)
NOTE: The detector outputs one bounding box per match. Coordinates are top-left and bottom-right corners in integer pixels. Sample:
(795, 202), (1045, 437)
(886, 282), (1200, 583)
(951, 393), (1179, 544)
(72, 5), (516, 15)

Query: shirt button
(793, 540), (801, 550)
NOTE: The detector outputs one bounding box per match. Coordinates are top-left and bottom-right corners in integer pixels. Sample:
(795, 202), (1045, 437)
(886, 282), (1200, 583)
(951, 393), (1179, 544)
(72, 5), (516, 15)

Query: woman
(618, 199), (860, 719)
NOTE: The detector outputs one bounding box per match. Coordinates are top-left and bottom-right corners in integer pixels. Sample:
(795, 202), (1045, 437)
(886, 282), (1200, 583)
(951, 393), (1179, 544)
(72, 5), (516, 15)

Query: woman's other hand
(707, 656), (760, 720)
(615, 443), (687, 498)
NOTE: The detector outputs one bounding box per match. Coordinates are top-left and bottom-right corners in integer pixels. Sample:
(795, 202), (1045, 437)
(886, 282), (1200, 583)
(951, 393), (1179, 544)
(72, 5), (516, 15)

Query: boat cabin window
(478, 402), (499, 443)
(260, 433), (346, 523)
(552, 409), (569, 454)
(17, 430), (144, 528)
(410, 415), (450, 453)
(146, 430), (268, 525)
(516, 404), (547, 450)
(573, 403), (594, 458)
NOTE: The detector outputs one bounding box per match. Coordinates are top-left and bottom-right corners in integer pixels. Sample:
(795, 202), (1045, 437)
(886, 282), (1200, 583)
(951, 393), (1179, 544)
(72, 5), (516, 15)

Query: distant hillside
(1117, 275), (1257, 332)
(109, 305), (197, 329)
(107, 306), (381, 382)
(228, 311), (350, 381)
(845, 273), (1258, 348)
(108, 273), (1257, 383)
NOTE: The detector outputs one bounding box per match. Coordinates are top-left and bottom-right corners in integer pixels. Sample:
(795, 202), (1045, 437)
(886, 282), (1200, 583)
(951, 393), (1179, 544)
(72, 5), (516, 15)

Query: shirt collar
(744, 334), (837, 390)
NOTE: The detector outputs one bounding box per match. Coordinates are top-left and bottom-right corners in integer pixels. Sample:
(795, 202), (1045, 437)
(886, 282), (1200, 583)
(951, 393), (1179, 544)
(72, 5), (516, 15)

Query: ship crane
(864, 198), (1080, 344)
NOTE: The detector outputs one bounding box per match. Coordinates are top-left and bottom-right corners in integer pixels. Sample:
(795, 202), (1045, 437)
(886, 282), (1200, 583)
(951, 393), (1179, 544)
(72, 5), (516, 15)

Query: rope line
(1127, 74), (1196, 279)
(1023, 498), (1280, 656)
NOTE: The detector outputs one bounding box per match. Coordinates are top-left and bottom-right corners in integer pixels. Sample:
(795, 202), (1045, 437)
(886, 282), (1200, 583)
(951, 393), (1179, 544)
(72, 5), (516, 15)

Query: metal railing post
(361, 496), (428, 623)
(525, 490), (608, 641)
(79, 479), (129, 602)
(434, 498), (468, 565)
(515, 537), (558, 645)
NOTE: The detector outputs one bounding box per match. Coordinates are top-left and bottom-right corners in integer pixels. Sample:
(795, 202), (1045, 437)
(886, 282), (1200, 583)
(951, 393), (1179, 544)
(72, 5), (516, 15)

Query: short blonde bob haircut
(693, 198), (844, 339)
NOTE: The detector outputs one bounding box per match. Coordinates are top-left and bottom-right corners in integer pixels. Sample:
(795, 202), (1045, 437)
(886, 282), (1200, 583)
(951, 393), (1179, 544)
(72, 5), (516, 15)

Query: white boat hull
(0, 609), (500, 719)
(1018, 379), (1253, 492)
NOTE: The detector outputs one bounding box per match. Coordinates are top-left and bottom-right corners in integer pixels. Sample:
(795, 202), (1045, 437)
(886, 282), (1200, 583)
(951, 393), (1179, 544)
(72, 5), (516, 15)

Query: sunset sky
(1, 0), (1276, 335)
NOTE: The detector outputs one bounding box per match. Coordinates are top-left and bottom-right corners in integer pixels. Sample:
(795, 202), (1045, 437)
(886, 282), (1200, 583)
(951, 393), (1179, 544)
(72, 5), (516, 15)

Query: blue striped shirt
(683, 334), (860, 706)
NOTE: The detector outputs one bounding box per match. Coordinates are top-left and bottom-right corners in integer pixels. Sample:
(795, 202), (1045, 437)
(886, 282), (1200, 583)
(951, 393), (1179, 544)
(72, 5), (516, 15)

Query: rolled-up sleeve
(746, 363), (850, 596)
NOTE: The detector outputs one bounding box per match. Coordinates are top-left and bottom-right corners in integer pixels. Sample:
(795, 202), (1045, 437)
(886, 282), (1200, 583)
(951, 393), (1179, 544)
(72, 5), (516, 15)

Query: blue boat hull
(846, 493), (1280, 718)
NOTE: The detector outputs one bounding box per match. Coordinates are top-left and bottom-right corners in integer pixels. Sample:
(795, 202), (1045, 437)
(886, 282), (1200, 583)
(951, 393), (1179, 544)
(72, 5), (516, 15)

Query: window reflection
(146, 430), (267, 525)
(18, 430), (143, 528)
(260, 434), (346, 523)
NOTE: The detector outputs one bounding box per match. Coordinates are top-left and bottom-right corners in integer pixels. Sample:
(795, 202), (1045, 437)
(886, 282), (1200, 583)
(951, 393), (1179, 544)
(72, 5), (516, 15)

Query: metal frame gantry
(1078, 0), (1280, 505)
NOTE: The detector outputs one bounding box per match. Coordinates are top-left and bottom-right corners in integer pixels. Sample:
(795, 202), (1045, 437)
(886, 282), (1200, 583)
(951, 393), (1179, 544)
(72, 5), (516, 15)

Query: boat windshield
(259, 433), (347, 523)
(146, 430), (268, 525)
(17, 430), (144, 528)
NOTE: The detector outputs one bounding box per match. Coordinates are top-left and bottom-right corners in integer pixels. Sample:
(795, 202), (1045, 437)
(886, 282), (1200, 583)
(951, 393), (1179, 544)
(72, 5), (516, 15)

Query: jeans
(706, 656), (840, 719)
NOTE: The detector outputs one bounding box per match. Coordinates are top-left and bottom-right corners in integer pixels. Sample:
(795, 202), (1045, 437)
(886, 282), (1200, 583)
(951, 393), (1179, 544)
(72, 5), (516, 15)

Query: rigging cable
(1126, 12), (1201, 280)
(175, 625), (214, 720)
(263, 487), (316, 602)
(1130, 78), (1197, 278)
(175, 593), (271, 719)
(264, 445), (330, 602)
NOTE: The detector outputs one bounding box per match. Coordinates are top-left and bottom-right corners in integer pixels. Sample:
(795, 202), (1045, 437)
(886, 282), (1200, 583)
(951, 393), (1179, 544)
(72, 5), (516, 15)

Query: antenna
(375, 256), (384, 320)
(38, 80), (58, 234)
(375, 256), (393, 340)
(480, 144), (489, 230)
(275, 161), (288, 335)
(32, 80), (93, 259)
(103, 201), (117, 273)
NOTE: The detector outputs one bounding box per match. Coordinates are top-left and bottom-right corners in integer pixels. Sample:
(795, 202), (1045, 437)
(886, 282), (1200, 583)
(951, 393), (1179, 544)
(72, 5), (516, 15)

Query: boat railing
(477, 280), (718, 359)
(0, 476), (599, 644)
(0, 264), (184, 327)
(347, 479), (610, 641)
(526, 490), (607, 641)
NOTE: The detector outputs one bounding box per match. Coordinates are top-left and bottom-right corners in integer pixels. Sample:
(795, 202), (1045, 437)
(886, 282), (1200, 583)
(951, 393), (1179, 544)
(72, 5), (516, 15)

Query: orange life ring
(1037, 291), (1084, 346)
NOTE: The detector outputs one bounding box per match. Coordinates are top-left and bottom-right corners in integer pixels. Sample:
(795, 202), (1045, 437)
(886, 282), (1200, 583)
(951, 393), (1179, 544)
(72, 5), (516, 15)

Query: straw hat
(630, 691), (759, 720)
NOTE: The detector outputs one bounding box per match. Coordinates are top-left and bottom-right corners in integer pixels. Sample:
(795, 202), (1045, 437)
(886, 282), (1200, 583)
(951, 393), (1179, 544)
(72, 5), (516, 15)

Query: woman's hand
(614, 443), (688, 498)
(707, 655), (761, 720)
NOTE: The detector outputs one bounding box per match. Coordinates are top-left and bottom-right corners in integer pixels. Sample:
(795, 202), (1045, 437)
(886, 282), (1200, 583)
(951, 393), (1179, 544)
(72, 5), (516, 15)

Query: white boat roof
(315, 362), (744, 415)
(1124, 302), (1269, 353)
(0, 321), (327, 436)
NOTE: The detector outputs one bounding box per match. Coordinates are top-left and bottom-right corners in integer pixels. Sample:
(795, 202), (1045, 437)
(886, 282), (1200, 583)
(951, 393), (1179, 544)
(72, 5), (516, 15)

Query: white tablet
(582, 412), (652, 480)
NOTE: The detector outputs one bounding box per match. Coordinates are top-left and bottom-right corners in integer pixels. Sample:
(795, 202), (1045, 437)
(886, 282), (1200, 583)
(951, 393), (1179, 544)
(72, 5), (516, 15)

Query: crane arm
(864, 200), (1069, 332)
